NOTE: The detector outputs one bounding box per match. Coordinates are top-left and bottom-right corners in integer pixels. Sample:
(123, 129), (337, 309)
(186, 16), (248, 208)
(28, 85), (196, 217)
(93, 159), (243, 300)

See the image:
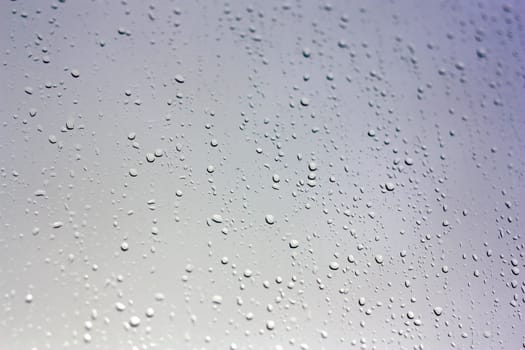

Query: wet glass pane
(1, 0), (524, 349)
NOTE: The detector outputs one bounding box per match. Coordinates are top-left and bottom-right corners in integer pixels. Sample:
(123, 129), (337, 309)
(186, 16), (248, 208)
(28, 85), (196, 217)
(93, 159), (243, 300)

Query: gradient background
(1, 0), (524, 349)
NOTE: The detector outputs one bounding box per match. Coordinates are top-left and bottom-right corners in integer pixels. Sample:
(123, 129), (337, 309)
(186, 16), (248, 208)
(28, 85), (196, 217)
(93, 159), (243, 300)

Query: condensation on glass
(0, 1), (524, 349)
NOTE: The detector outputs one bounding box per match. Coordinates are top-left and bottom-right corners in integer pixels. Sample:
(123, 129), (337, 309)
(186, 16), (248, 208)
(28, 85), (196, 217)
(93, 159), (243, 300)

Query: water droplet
(300, 97), (310, 106)
(129, 316), (141, 327)
(433, 306), (443, 316)
(212, 214), (223, 223)
(120, 242), (129, 251)
(83, 333), (92, 343)
(146, 153), (155, 163)
(145, 307), (155, 318)
(308, 162), (317, 171)
(25, 294), (33, 303)
(175, 74), (185, 83)
(302, 47), (311, 58)
(329, 262), (339, 270)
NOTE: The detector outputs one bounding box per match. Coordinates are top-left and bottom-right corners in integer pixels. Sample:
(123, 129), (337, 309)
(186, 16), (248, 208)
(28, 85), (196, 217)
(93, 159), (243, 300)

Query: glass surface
(1, 1), (524, 349)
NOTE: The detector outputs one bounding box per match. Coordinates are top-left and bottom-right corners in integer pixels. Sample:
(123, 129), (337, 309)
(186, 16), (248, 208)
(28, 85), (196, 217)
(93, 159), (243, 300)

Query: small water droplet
(129, 316), (141, 327)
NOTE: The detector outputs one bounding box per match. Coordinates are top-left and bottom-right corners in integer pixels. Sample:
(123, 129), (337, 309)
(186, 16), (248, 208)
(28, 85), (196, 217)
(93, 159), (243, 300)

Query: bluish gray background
(1, 0), (524, 349)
